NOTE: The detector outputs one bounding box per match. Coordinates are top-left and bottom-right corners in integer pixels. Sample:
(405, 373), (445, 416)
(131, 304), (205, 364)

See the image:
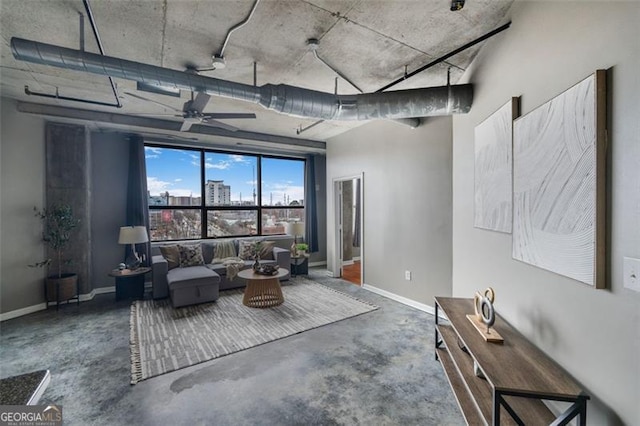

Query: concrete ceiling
(0, 0), (513, 150)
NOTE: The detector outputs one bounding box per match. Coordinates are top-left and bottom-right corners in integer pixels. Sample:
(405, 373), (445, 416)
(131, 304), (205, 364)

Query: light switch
(623, 257), (640, 292)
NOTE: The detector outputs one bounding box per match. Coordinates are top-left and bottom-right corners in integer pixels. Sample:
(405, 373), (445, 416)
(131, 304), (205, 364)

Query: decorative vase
(252, 255), (260, 272)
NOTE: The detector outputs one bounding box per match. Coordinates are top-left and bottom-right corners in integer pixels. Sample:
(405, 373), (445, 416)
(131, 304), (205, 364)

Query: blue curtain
(304, 154), (319, 252)
(125, 134), (150, 265)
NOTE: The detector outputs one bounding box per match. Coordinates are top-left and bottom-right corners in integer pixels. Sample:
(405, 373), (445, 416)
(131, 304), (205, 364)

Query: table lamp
(287, 221), (305, 256)
(118, 226), (148, 269)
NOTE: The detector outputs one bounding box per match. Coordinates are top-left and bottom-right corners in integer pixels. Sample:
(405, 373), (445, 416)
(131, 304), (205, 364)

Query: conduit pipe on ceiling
(11, 37), (473, 121)
(219, 0), (261, 58)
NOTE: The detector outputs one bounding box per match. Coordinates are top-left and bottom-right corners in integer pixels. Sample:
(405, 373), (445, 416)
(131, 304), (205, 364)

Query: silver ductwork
(11, 37), (473, 121)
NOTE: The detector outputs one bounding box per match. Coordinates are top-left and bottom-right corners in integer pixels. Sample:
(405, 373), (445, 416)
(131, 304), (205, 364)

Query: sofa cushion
(201, 242), (215, 264)
(167, 265), (220, 289)
(159, 245), (180, 270)
(206, 263), (229, 276)
(178, 244), (204, 267)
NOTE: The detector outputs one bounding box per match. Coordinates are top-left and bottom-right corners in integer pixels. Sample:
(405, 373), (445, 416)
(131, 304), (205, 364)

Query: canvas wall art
(474, 97), (520, 233)
(512, 71), (606, 288)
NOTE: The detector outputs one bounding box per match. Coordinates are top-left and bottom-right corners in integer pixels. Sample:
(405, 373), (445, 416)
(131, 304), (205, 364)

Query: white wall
(0, 98), (46, 315)
(327, 116), (453, 306)
(452, 2), (639, 424)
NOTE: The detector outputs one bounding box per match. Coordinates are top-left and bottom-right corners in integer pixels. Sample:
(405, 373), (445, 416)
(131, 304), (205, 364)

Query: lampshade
(287, 221), (305, 237)
(118, 226), (149, 244)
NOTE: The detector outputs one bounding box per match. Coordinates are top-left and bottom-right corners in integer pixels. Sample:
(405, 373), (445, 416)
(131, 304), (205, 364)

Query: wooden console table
(434, 297), (589, 425)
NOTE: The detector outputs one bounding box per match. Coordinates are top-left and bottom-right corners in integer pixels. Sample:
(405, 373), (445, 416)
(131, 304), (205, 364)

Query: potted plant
(30, 204), (81, 305)
(296, 243), (309, 255)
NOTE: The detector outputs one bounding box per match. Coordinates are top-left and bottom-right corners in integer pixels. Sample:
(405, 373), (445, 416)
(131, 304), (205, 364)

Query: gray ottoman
(167, 266), (220, 308)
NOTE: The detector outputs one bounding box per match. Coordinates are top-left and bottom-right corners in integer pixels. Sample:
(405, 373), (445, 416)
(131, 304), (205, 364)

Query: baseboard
(93, 286), (116, 295)
(1, 284), (122, 322)
(308, 261), (327, 267)
(0, 303), (48, 322)
(362, 284), (446, 319)
(341, 260), (355, 266)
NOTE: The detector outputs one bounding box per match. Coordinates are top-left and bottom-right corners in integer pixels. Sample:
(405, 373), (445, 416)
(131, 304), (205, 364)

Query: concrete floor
(0, 268), (463, 426)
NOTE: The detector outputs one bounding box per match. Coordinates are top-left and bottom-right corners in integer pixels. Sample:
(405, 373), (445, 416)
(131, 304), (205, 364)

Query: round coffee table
(237, 268), (288, 308)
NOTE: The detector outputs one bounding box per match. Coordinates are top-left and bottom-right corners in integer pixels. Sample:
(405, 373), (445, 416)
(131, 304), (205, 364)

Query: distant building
(169, 195), (199, 206)
(148, 191), (169, 206)
(148, 209), (163, 231)
(205, 180), (231, 205)
(149, 191), (201, 207)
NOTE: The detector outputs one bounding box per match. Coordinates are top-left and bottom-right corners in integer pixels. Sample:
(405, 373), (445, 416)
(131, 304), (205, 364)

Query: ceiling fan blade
(201, 119), (239, 132)
(180, 120), (194, 132)
(201, 113), (257, 120)
(191, 92), (211, 113)
(125, 92), (183, 113)
(128, 113), (183, 117)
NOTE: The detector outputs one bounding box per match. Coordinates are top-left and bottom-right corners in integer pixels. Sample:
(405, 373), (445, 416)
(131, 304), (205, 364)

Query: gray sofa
(151, 236), (293, 306)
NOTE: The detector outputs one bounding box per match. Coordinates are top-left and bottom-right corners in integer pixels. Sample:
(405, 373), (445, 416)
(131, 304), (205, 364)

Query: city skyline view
(145, 147), (304, 205)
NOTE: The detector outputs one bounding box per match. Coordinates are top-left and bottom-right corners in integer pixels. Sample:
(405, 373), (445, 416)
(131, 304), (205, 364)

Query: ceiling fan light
(212, 54), (226, 69)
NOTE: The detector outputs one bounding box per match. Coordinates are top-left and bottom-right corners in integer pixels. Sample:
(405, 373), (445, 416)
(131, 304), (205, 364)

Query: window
(261, 157), (305, 235)
(204, 153), (258, 206)
(145, 147), (202, 241)
(145, 145), (304, 241)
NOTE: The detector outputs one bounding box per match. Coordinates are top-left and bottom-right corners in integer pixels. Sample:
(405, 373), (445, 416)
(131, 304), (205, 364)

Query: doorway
(333, 174), (363, 286)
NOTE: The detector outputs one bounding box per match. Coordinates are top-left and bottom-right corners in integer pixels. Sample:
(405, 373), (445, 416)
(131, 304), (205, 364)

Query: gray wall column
(46, 123), (92, 295)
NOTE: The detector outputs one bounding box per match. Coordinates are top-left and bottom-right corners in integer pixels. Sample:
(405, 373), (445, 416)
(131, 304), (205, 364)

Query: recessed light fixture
(306, 38), (319, 51)
(450, 0), (465, 11)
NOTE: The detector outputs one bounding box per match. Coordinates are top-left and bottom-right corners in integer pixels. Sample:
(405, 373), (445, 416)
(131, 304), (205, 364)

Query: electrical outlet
(623, 257), (640, 292)
(405, 270), (411, 281)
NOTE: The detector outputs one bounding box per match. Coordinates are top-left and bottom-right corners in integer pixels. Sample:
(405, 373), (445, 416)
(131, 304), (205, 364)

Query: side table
(109, 267), (151, 301)
(291, 254), (309, 277)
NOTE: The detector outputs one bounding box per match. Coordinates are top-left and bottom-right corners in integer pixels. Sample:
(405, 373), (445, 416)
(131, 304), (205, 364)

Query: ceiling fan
(125, 90), (256, 132)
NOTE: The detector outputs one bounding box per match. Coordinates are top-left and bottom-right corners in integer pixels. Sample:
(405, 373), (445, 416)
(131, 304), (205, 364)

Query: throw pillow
(258, 241), (275, 260)
(159, 245), (180, 270)
(201, 243), (215, 264)
(177, 244), (204, 267)
(238, 240), (258, 260)
(214, 240), (237, 259)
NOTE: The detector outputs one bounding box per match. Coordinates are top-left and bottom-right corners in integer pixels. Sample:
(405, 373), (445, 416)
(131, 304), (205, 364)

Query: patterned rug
(130, 277), (378, 384)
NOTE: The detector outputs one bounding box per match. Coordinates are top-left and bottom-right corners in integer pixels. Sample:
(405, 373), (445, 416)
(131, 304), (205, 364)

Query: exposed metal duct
(11, 37), (473, 121)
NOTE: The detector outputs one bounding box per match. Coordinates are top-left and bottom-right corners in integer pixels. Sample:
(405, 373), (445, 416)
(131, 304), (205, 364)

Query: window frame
(146, 143), (305, 242)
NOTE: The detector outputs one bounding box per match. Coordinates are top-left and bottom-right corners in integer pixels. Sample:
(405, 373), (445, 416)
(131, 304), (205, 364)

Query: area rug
(130, 277), (378, 384)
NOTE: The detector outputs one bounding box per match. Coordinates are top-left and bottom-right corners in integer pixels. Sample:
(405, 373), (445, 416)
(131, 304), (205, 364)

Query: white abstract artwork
(512, 72), (605, 287)
(474, 98), (519, 233)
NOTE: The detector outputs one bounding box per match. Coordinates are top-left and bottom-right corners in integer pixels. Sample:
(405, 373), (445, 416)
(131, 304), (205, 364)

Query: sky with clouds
(145, 146), (304, 205)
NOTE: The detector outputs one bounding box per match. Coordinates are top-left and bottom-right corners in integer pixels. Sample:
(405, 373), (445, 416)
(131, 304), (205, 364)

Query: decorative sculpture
(466, 287), (503, 343)
(474, 287), (496, 333)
